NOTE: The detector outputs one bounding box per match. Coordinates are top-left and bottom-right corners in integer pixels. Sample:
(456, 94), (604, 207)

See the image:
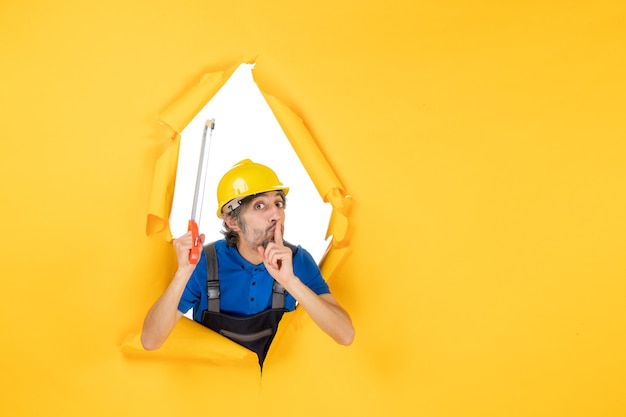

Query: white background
(170, 64), (332, 263)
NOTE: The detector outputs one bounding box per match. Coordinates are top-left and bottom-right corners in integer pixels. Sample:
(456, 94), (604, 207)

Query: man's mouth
(260, 225), (281, 248)
(266, 224), (282, 235)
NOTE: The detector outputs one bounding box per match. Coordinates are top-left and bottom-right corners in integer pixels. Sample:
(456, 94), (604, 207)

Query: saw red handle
(188, 220), (200, 264)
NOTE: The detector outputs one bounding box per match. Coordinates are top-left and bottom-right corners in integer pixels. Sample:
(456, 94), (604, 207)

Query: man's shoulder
(205, 238), (227, 250)
(210, 239), (244, 268)
(290, 244), (319, 269)
(283, 240), (299, 253)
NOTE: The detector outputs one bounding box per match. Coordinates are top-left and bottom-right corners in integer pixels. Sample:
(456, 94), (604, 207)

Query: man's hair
(221, 191), (287, 246)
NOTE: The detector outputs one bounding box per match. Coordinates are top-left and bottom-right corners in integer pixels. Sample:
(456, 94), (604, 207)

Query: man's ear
(224, 216), (240, 231)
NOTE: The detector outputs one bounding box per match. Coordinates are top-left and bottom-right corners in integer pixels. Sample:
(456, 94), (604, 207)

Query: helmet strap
(222, 199), (242, 216)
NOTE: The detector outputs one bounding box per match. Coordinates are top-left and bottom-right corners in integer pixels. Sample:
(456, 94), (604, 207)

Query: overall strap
(203, 243), (220, 312)
(271, 281), (285, 309)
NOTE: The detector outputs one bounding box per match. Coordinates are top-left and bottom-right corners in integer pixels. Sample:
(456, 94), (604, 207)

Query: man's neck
(236, 242), (263, 265)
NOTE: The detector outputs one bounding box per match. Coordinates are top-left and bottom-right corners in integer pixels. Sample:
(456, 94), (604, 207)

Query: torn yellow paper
(146, 65), (239, 237)
(146, 131), (179, 239)
(159, 66), (238, 134)
(121, 317), (255, 364)
(260, 92), (353, 249)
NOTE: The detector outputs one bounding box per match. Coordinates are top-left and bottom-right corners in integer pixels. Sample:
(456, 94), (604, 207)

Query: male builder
(141, 159), (354, 367)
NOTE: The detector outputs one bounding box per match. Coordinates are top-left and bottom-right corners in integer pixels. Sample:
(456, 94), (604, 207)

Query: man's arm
(259, 226), (355, 346)
(141, 231), (203, 350)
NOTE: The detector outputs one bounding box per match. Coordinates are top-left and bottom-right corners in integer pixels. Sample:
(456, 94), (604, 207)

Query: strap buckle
(208, 280), (220, 299)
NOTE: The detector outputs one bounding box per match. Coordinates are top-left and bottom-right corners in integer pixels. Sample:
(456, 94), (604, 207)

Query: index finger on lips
(274, 222), (283, 245)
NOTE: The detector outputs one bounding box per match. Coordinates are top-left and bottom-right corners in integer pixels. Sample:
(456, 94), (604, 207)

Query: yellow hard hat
(216, 159), (289, 218)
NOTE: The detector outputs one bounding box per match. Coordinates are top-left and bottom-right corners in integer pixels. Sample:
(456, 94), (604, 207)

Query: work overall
(199, 243), (292, 369)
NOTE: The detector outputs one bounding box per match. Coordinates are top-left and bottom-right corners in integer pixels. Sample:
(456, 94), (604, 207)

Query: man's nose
(268, 204), (281, 221)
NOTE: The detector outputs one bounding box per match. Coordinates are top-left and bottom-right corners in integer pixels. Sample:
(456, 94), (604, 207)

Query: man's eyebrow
(250, 192), (284, 204)
(249, 194), (272, 203)
(248, 195), (265, 204)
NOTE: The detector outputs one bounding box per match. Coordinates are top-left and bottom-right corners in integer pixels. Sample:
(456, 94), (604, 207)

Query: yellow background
(1, 1), (625, 416)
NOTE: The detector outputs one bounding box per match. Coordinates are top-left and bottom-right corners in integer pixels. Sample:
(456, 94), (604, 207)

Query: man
(141, 159), (354, 367)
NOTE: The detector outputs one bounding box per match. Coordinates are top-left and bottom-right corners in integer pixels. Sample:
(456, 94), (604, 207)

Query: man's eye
(255, 203), (265, 210)
(276, 201), (284, 208)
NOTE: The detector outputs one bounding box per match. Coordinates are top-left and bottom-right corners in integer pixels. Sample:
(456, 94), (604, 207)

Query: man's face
(237, 191), (286, 250)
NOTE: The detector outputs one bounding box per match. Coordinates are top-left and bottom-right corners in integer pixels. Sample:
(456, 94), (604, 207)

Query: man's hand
(174, 231), (205, 273)
(257, 223), (296, 287)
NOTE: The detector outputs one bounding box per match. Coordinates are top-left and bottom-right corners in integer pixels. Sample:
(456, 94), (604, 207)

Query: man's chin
(257, 228), (279, 249)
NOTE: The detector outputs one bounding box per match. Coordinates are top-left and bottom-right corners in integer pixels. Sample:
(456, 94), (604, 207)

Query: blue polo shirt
(178, 239), (330, 321)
